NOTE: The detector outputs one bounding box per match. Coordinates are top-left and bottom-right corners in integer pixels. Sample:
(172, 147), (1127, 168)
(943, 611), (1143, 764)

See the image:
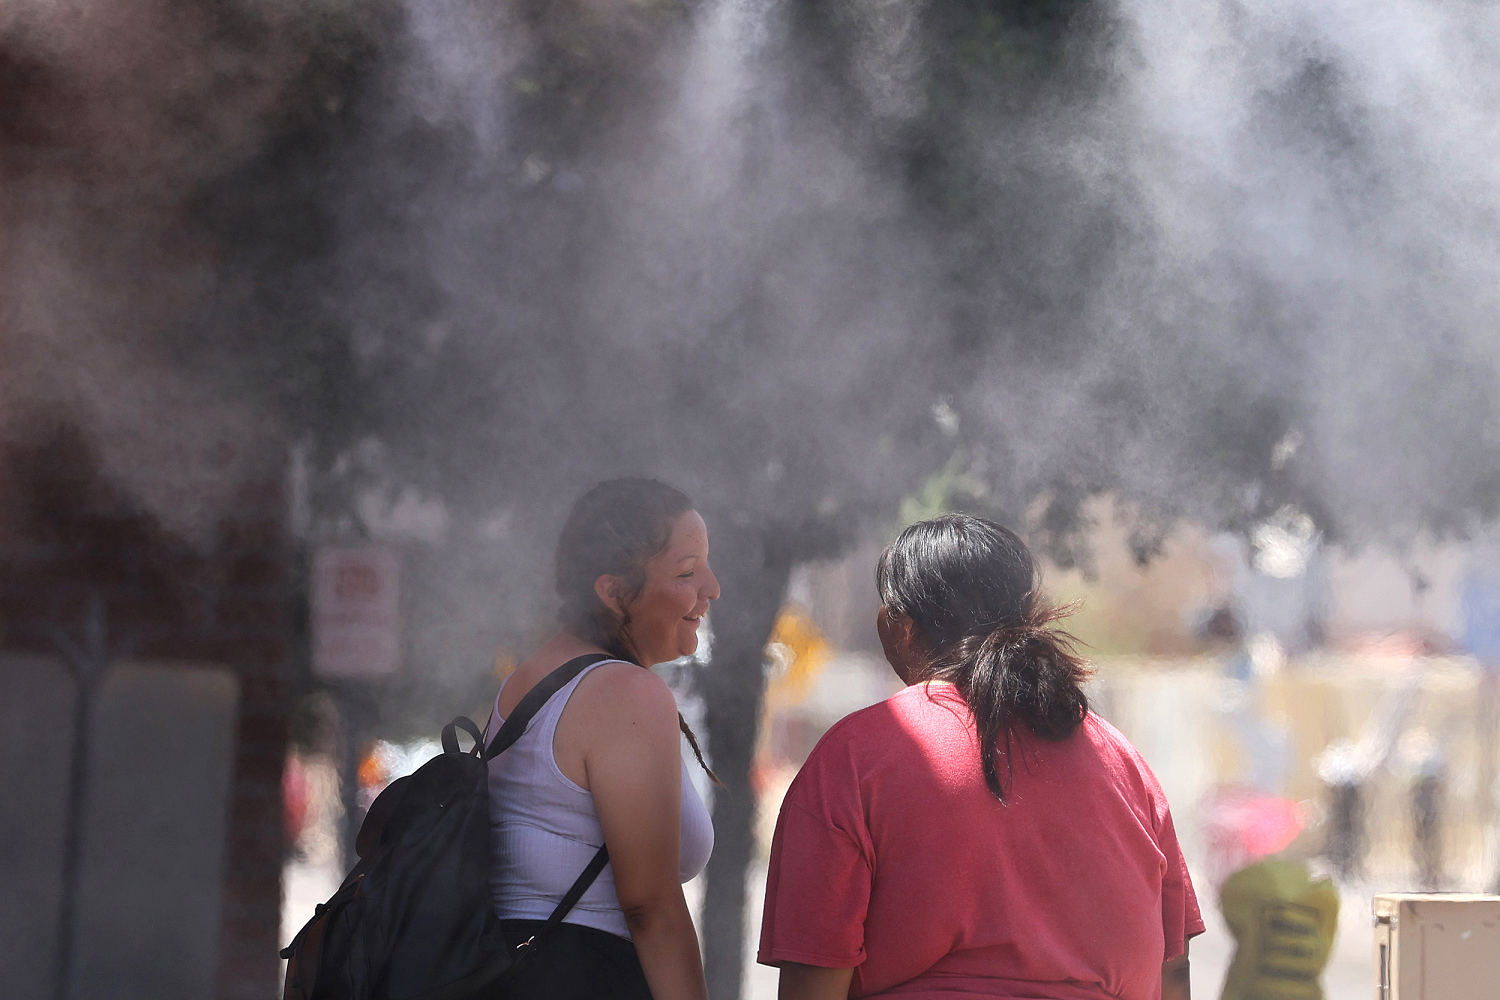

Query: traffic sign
(311, 544), (401, 680)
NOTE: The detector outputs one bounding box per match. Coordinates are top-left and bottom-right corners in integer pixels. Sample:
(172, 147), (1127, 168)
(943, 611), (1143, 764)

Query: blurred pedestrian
(485, 477), (720, 1000)
(759, 513), (1203, 1000)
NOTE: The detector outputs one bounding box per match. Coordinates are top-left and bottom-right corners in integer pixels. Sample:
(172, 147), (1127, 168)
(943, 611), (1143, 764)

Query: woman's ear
(877, 607), (922, 684)
(593, 573), (627, 617)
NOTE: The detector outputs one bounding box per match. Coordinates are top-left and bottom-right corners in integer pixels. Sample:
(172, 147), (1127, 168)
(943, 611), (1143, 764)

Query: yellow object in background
(492, 648), (518, 682)
(1218, 857), (1339, 1000)
(765, 604), (833, 707)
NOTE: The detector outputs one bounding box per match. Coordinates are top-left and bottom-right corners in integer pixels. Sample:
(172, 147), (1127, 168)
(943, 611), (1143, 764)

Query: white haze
(4, 0), (1499, 565)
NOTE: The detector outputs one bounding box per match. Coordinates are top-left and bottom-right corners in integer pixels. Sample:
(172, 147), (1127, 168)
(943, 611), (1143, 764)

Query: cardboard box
(1373, 894), (1500, 999)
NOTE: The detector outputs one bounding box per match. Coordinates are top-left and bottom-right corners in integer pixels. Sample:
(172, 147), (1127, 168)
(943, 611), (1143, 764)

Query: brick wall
(0, 423), (295, 1000)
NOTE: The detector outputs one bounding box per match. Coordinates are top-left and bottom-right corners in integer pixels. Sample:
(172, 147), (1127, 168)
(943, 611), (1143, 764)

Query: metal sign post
(42, 596), (133, 1000)
(310, 543), (402, 867)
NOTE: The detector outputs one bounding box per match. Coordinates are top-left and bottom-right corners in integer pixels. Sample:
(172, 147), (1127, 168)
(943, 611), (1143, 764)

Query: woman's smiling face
(617, 509), (720, 666)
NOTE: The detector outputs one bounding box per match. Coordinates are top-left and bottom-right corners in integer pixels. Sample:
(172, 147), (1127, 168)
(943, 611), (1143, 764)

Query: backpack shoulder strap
(485, 652), (618, 953)
(482, 653), (612, 762)
(512, 844), (612, 958)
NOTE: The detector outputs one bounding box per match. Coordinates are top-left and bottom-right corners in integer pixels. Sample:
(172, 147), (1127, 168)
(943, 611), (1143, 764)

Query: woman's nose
(703, 567), (721, 601)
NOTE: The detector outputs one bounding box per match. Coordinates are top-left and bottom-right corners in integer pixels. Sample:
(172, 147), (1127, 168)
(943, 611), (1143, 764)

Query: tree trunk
(697, 519), (793, 1000)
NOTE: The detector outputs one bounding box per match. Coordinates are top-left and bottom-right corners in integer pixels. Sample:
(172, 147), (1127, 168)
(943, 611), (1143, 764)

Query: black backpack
(281, 654), (612, 1000)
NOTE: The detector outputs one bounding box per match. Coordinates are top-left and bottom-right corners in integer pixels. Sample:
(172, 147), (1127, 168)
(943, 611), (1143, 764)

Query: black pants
(496, 919), (652, 1000)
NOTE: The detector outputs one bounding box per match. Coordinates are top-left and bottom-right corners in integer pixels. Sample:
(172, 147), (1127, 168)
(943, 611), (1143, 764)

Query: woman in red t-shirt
(758, 514), (1203, 1000)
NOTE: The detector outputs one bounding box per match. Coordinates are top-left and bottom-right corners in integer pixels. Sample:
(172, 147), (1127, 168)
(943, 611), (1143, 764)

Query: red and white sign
(311, 544), (401, 680)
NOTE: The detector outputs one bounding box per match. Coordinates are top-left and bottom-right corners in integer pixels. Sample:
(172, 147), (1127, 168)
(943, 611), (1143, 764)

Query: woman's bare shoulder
(572, 660), (680, 728)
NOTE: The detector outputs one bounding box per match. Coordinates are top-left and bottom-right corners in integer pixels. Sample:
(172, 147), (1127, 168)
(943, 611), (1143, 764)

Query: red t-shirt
(758, 681), (1204, 1000)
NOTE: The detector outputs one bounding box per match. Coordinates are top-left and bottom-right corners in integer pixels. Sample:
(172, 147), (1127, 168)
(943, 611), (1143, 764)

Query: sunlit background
(4, 0), (1500, 998)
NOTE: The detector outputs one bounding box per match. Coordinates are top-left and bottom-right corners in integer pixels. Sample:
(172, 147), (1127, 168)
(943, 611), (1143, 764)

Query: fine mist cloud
(1025, 0), (1500, 543)
(6, 0), (1500, 660)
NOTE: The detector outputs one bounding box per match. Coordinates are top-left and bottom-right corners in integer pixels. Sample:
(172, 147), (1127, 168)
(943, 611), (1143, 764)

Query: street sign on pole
(311, 544), (401, 680)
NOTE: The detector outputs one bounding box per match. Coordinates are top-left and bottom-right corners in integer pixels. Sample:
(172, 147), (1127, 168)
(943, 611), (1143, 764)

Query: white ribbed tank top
(485, 660), (714, 939)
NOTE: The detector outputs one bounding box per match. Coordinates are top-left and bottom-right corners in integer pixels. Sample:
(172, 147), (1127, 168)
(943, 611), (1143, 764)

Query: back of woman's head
(877, 513), (1090, 800)
(877, 514), (1038, 649)
(555, 477), (693, 659)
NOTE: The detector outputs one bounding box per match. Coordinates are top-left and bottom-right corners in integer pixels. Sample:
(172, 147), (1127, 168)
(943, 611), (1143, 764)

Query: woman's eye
(678, 571), (695, 579)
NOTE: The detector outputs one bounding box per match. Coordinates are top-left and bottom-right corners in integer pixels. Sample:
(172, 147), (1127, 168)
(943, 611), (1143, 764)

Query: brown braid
(679, 712), (723, 787)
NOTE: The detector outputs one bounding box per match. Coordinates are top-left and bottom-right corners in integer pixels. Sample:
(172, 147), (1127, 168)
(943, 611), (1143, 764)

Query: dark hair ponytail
(555, 477), (721, 785)
(877, 513), (1090, 801)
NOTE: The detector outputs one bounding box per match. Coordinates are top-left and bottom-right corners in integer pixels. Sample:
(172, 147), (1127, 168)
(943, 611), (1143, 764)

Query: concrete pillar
(0, 655), (77, 1000)
(0, 656), (240, 1000)
(66, 663), (240, 1000)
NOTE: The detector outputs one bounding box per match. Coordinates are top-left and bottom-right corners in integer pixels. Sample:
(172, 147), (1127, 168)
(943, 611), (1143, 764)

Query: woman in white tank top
(486, 478), (719, 1000)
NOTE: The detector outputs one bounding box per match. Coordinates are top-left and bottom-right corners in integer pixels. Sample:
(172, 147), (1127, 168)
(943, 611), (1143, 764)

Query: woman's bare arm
(585, 668), (708, 1000)
(1162, 941), (1191, 1000)
(778, 962), (854, 1000)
